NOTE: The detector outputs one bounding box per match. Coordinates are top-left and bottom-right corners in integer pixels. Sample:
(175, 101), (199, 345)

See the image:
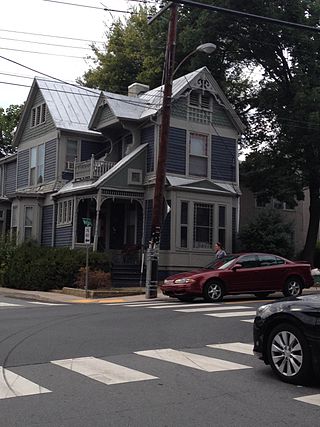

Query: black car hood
(259, 293), (320, 315)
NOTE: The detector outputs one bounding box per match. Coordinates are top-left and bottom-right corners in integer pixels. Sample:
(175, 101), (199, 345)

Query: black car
(253, 294), (320, 384)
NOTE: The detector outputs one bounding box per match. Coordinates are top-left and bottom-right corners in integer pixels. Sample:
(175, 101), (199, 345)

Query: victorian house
(0, 67), (244, 280)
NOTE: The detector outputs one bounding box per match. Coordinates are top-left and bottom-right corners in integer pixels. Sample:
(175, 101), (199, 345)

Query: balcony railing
(73, 155), (116, 181)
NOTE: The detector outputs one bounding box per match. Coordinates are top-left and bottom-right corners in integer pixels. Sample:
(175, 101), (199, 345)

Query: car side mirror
(232, 264), (242, 271)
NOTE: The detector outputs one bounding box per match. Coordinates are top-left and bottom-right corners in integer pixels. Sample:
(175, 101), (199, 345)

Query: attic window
(31, 103), (46, 128)
(189, 91), (212, 110)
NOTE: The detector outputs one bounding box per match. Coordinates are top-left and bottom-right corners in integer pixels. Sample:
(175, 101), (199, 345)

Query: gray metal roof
(36, 78), (101, 134)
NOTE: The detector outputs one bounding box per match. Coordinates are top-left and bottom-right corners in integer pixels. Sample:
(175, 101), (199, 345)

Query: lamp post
(145, 4), (216, 298)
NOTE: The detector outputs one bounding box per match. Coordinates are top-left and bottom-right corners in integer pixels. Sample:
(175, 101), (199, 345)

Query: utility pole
(145, 3), (178, 298)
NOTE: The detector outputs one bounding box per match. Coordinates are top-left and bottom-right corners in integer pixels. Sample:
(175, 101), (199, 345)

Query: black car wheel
(203, 281), (224, 302)
(267, 323), (312, 384)
(283, 276), (302, 297)
(176, 296), (194, 302)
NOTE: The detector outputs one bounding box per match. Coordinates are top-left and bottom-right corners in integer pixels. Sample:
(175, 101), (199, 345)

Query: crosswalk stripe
(51, 357), (158, 385)
(0, 302), (21, 307)
(241, 319), (255, 323)
(135, 349), (252, 372)
(207, 342), (254, 355)
(125, 303), (173, 307)
(205, 311), (256, 318)
(294, 394), (320, 406)
(0, 367), (51, 399)
(175, 305), (249, 313)
(149, 303), (221, 309)
(28, 302), (67, 306)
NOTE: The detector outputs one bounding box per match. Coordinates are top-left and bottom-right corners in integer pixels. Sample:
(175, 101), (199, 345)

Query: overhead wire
(0, 36), (96, 51)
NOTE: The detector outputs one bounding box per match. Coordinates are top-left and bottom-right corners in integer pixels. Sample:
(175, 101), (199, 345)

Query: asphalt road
(0, 295), (319, 427)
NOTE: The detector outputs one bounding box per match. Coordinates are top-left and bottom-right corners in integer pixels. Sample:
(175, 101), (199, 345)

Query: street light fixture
(145, 4), (217, 298)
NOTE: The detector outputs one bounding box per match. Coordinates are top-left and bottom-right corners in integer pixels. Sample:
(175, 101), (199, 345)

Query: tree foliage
(80, 1), (320, 262)
(238, 209), (295, 259)
(0, 104), (23, 156)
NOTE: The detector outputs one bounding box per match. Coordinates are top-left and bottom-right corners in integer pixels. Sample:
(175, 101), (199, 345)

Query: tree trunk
(302, 185), (320, 265)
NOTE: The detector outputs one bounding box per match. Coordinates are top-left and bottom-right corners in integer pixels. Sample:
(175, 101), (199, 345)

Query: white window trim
(57, 199), (73, 226)
(30, 103), (47, 128)
(187, 132), (210, 178)
(30, 144), (45, 186)
(24, 206), (34, 241)
(128, 168), (142, 185)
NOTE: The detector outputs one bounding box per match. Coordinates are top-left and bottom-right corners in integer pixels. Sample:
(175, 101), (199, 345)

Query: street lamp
(145, 5), (217, 299)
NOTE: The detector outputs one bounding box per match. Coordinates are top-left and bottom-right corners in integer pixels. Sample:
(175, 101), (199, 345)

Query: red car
(160, 253), (314, 302)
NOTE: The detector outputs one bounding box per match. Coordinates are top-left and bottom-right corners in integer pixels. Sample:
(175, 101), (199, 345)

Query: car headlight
(173, 278), (195, 284)
(256, 304), (271, 318)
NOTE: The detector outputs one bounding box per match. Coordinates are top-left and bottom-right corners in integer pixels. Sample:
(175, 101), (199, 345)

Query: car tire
(266, 322), (312, 384)
(254, 293), (270, 298)
(283, 276), (303, 297)
(203, 280), (224, 302)
(176, 296), (194, 302)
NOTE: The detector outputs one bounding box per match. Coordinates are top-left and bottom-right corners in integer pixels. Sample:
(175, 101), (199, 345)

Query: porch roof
(166, 175), (241, 195)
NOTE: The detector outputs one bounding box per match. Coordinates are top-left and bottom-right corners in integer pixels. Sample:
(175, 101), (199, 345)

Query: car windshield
(203, 255), (237, 270)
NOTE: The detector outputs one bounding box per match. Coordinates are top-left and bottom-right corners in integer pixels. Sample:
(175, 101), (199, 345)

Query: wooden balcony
(73, 155), (116, 181)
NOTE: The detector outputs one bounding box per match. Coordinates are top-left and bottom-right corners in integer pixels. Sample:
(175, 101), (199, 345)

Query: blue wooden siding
(211, 136), (236, 181)
(4, 162), (16, 194)
(41, 205), (53, 246)
(166, 128), (186, 175)
(81, 140), (105, 161)
(160, 200), (171, 250)
(44, 139), (57, 182)
(17, 149), (29, 189)
(55, 226), (72, 247)
(142, 126), (154, 173)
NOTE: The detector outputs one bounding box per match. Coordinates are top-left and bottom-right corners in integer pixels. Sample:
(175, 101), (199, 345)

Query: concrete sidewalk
(0, 286), (319, 305)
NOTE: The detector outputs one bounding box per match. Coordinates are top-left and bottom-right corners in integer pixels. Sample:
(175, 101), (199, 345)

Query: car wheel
(283, 276), (302, 297)
(266, 323), (312, 384)
(203, 280), (224, 302)
(176, 296), (194, 302)
(254, 293), (270, 298)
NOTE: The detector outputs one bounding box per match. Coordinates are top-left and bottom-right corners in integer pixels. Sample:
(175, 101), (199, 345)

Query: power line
(43, 0), (132, 14)
(0, 36), (95, 50)
(0, 28), (105, 44)
(0, 47), (86, 59)
(171, 0), (320, 33)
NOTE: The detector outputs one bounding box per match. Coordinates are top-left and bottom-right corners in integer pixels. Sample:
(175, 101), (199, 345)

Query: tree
(239, 209), (295, 259)
(80, 1), (320, 263)
(0, 104), (23, 156)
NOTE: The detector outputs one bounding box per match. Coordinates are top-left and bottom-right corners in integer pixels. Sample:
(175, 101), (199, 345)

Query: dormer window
(31, 103), (46, 128)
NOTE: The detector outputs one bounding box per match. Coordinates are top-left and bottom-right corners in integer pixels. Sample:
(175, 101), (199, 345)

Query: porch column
(93, 189), (102, 251)
(71, 196), (78, 249)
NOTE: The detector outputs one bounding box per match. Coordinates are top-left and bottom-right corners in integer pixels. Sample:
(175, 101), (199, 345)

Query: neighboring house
(239, 186), (310, 255)
(0, 67), (244, 278)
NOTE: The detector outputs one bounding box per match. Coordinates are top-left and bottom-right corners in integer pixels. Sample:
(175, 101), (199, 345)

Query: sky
(1, 0), (136, 109)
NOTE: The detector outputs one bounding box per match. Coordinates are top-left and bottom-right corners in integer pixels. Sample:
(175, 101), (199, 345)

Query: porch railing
(74, 155), (116, 181)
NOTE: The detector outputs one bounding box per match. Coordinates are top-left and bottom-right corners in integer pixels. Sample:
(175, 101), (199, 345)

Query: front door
(109, 203), (125, 249)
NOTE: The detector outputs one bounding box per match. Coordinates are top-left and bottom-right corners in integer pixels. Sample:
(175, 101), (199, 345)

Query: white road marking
(51, 357), (157, 385)
(175, 305), (249, 313)
(0, 367), (51, 399)
(0, 302), (21, 307)
(241, 319), (255, 323)
(135, 349), (251, 372)
(205, 311), (256, 318)
(149, 303), (221, 309)
(27, 302), (67, 306)
(125, 303), (176, 307)
(207, 342), (254, 355)
(294, 394), (320, 406)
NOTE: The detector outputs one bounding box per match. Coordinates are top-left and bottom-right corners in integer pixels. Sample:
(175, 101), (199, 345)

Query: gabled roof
(13, 78), (101, 145)
(166, 175), (241, 195)
(89, 67), (244, 133)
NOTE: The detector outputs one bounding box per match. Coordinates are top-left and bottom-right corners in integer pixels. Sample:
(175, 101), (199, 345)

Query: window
(218, 206), (226, 248)
(273, 199), (295, 210)
(11, 205), (17, 240)
(65, 140), (78, 170)
(24, 206), (33, 240)
(128, 169), (142, 185)
(258, 254), (285, 267)
(189, 133), (208, 177)
(189, 91), (212, 109)
(193, 203), (213, 249)
(57, 199), (73, 226)
(180, 202), (189, 248)
(30, 144), (45, 185)
(237, 255), (258, 269)
(31, 103), (46, 127)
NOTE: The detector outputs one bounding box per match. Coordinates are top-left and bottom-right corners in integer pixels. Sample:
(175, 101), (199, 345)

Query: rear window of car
(258, 255), (285, 266)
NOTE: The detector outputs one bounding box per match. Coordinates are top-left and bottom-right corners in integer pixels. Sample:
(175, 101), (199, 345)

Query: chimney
(128, 82), (150, 97)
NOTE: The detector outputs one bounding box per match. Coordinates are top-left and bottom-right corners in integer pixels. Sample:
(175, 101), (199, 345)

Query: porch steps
(111, 264), (145, 288)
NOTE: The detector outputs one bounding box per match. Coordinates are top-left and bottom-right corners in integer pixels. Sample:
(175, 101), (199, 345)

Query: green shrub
(238, 208), (295, 258)
(0, 234), (16, 286)
(2, 242), (110, 291)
